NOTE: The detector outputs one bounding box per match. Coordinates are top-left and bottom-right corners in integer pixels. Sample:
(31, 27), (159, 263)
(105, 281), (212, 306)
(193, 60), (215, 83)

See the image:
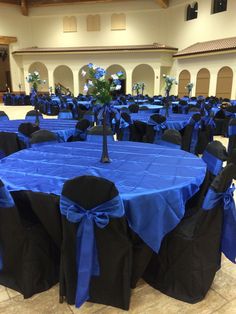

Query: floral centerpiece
(26, 71), (46, 92)
(162, 74), (178, 117)
(26, 71), (46, 125)
(185, 82), (194, 97)
(82, 63), (124, 162)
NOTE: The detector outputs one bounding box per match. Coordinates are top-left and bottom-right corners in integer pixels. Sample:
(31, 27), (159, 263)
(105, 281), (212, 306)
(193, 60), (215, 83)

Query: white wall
(176, 53), (236, 99)
(1, 0), (236, 96)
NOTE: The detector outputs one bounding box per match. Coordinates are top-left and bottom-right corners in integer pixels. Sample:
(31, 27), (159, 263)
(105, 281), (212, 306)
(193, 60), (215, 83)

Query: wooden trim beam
(0, 36), (17, 45)
(155, 0), (169, 9)
(21, 0), (28, 16)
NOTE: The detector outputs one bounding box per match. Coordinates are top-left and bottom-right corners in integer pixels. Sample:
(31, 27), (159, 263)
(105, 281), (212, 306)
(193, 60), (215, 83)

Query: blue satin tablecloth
(131, 112), (195, 130)
(114, 104), (163, 111)
(0, 119), (77, 142)
(0, 141), (206, 252)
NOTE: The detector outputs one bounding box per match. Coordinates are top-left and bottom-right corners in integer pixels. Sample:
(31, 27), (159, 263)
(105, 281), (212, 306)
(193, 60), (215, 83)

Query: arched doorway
(28, 62), (49, 92)
(216, 66), (233, 99)
(132, 64), (155, 96)
(178, 70), (191, 97)
(53, 65), (74, 95)
(0, 45), (10, 92)
(106, 64), (126, 95)
(195, 68), (210, 97)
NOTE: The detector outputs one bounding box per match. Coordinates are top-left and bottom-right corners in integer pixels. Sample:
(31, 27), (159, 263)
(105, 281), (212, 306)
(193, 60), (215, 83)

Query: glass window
(212, 0), (227, 14)
(186, 2), (198, 21)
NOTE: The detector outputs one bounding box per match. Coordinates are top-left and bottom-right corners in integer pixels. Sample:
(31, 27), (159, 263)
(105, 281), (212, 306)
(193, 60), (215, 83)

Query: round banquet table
(130, 112), (196, 130)
(0, 141), (206, 252)
(0, 119), (77, 142)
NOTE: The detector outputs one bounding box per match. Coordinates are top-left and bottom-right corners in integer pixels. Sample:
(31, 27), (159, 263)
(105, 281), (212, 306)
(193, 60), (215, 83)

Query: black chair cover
(0, 185), (59, 298)
(128, 104), (139, 113)
(59, 175), (132, 310)
(0, 132), (22, 157)
(30, 130), (58, 144)
(181, 113), (201, 154)
(143, 164), (236, 304)
(228, 118), (236, 155)
(25, 110), (43, 119)
(145, 114), (166, 143)
(161, 129), (182, 145)
(18, 122), (40, 137)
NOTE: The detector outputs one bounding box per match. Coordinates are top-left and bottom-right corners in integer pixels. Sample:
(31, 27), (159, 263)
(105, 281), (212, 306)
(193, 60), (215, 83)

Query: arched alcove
(216, 66), (233, 99)
(53, 65), (74, 95)
(195, 68), (210, 97)
(28, 62), (49, 92)
(132, 64), (155, 96)
(178, 70), (191, 97)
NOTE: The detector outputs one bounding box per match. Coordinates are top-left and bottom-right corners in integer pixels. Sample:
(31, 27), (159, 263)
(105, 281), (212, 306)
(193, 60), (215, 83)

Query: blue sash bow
(228, 125), (236, 137)
(60, 194), (125, 307)
(148, 118), (167, 143)
(203, 185), (236, 263)
(119, 118), (130, 141)
(74, 129), (87, 141)
(202, 151), (223, 176)
(119, 117), (130, 129)
(188, 118), (201, 154)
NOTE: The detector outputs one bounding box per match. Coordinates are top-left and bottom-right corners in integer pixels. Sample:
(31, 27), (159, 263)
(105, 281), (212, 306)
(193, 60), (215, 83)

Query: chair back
(228, 118), (236, 154)
(58, 109), (73, 120)
(128, 104), (139, 113)
(30, 129), (59, 147)
(0, 111), (9, 121)
(146, 114), (167, 143)
(159, 129), (181, 149)
(202, 141), (227, 176)
(181, 113), (202, 154)
(25, 110), (43, 121)
(87, 125), (114, 142)
(60, 175), (130, 309)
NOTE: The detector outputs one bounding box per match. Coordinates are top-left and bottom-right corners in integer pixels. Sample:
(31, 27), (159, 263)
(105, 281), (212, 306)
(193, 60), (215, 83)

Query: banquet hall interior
(0, 0), (236, 313)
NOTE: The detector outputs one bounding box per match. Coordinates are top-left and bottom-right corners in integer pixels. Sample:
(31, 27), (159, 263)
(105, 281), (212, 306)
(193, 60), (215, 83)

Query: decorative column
(73, 70), (79, 97)
(190, 71), (197, 97)
(154, 68), (161, 96)
(125, 69), (132, 95)
(231, 70), (236, 99)
(23, 67), (30, 95)
(208, 69), (218, 97)
(47, 69), (54, 94)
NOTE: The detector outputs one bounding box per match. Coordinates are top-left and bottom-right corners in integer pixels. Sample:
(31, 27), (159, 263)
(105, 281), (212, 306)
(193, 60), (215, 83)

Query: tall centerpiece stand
(162, 74), (178, 117)
(82, 63), (124, 163)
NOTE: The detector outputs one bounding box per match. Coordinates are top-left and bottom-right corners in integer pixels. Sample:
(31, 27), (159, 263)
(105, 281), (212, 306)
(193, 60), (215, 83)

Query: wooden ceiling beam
(21, 0), (28, 16)
(155, 0), (169, 9)
(0, 36), (17, 45)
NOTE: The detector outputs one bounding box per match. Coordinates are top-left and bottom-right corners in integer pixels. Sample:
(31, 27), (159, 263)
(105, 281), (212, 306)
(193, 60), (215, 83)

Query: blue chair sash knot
(188, 118), (201, 154)
(74, 129), (87, 141)
(202, 151), (223, 176)
(60, 194), (125, 307)
(119, 117), (130, 129)
(203, 185), (236, 263)
(228, 125), (236, 137)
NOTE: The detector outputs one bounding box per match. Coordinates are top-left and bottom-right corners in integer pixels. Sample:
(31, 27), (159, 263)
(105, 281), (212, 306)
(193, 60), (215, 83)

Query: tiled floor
(0, 104), (235, 313)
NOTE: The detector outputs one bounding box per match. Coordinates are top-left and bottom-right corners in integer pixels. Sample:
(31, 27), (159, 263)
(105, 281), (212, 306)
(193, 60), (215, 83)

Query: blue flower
(113, 79), (121, 85)
(88, 63), (94, 68)
(94, 67), (106, 79)
(116, 71), (123, 77)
